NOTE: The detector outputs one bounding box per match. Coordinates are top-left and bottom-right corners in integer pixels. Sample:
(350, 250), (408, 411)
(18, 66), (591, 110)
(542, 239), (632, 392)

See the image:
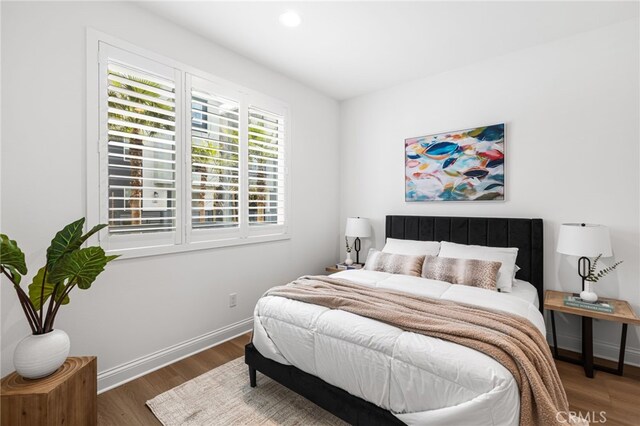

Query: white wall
(340, 19), (640, 364)
(0, 1), (340, 387)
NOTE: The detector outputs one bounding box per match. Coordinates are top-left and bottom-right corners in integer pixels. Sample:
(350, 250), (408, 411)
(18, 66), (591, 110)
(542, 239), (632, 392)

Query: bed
(245, 215), (544, 425)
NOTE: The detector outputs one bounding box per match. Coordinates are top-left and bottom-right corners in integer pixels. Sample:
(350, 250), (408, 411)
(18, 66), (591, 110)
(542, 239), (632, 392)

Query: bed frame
(245, 215), (543, 425)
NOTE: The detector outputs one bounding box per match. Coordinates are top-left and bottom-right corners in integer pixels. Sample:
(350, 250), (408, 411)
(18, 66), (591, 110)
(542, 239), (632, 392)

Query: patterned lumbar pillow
(438, 241), (518, 292)
(421, 255), (502, 290)
(364, 249), (425, 277)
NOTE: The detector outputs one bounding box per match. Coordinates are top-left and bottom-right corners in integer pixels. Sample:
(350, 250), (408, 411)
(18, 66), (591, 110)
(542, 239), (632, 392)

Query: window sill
(106, 232), (291, 260)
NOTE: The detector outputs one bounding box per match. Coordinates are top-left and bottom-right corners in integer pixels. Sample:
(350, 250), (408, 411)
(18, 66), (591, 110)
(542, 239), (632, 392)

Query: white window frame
(86, 30), (291, 258)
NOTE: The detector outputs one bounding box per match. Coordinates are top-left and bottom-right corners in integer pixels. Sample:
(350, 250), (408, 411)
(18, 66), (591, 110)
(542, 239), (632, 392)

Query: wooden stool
(1, 357), (97, 426)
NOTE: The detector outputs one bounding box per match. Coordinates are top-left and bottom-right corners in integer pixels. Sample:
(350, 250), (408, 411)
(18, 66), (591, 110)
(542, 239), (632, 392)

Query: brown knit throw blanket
(265, 275), (580, 426)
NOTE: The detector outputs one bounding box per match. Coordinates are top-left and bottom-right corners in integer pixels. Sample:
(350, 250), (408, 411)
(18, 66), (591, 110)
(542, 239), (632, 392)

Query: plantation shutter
(247, 107), (286, 227)
(190, 86), (240, 229)
(93, 40), (290, 255)
(105, 60), (177, 235)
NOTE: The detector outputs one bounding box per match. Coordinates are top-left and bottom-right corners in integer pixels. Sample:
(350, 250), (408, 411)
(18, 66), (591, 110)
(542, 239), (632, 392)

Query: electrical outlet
(229, 293), (237, 308)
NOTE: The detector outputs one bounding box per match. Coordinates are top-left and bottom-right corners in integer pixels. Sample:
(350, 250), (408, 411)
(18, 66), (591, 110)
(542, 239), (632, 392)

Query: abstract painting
(405, 123), (505, 201)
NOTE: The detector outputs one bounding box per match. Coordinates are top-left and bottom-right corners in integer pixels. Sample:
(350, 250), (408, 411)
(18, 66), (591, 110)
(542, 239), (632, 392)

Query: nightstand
(325, 265), (364, 274)
(1, 357), (97, 425)
(544, 290), (640, 378)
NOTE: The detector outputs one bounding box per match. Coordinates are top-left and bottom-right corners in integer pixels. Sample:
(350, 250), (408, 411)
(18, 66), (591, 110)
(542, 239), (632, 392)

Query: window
(106, 59), (178, 236)
(88, 34), (289, 256)
(189, 85), (240, 231)
(247, 107), (286, 228)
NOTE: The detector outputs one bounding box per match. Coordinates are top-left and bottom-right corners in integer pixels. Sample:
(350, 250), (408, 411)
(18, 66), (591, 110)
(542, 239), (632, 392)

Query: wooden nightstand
(325, 265), (364, 274)
(1, 356), (97, 426)
(544, 290), (640, 378)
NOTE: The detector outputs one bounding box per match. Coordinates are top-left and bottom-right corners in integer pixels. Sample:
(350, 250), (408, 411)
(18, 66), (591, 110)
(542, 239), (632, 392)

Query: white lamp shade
(345, 217), (371, 238)
(557, 223), (612, 258)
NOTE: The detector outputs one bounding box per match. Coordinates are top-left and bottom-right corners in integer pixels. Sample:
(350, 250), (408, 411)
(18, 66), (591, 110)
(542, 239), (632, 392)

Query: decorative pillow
(382, 238), (441, 256)
(438, 241), (519, 292)
(421, 255), (502, 290)
(364, 249), (424, 277)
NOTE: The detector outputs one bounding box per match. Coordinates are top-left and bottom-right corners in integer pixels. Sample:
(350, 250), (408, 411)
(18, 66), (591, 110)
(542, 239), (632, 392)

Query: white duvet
(253, 270), (545, 426)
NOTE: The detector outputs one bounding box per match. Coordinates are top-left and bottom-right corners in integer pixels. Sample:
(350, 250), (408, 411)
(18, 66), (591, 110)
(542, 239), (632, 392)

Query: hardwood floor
(554, 348), (640, 426)
(98, 333), (251, 425)
(98, 334), (640, 425)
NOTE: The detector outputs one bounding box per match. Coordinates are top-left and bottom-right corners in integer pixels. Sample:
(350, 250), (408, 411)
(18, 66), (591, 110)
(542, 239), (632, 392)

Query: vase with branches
(0, 218), (118, 378)
(344, 236), (354, 265)
(579, 253), (623, 303)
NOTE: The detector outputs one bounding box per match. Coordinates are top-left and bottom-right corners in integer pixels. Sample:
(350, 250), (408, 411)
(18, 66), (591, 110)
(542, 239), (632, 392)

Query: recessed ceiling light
(279, 10), (301, 28)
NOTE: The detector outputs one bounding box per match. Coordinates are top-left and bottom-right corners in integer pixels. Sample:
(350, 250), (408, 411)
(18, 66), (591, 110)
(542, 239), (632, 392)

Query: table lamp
(556, 223), (612, 292)
(345, 217), (371, 265)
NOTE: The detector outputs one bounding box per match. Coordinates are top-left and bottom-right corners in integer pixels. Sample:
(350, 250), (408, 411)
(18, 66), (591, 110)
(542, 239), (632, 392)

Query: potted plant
(0, 218), (118, 379)
(580, 254), (623, 302)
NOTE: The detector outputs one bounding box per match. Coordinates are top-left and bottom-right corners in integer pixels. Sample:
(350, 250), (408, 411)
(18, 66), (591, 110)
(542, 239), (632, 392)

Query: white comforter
(253, 270), (545, 425)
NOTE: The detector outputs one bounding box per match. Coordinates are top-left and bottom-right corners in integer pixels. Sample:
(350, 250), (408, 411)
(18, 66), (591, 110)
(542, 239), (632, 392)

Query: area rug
(146, 357), (347, 425)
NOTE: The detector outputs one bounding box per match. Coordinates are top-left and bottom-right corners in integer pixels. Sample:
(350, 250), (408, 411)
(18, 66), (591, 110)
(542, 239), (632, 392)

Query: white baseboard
(547, 331), (640, 367)
(97, 317), (253, 393)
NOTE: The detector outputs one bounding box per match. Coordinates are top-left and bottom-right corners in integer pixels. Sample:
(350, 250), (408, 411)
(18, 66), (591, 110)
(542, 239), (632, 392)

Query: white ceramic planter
(13, 329), (70, 379)
(344, 252), (354, 266)
(580, 282), (599, 303)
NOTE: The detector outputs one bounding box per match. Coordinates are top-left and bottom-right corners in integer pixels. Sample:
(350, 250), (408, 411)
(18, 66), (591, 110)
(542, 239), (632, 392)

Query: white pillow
(382, 238), (441, 256)
(438, 241), (518, 292)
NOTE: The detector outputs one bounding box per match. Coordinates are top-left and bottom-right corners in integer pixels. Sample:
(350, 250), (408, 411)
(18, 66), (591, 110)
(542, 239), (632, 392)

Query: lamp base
(354, 237), (362, 264)
(578, 256), (591, 292)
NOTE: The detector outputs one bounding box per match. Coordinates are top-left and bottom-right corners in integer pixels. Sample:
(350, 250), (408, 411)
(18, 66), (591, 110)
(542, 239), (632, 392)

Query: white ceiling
(139, 1), (638, 100)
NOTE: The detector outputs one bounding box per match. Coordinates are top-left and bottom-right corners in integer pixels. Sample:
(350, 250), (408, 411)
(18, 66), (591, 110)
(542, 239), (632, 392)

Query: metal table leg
(582, 316), (594, 378)
(616, 323), (628, 375)
(551, 310), (559, 358)
(549, 310), (628, 378)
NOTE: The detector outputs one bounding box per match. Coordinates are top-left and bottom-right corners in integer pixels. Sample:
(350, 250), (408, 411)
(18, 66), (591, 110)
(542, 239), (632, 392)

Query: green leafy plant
(585, 254), (623, 283)
(0, 218), (119, 335)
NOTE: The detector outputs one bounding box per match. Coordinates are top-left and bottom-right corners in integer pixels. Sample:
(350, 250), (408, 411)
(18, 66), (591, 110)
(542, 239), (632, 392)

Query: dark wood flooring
(98, 333), (640, 425)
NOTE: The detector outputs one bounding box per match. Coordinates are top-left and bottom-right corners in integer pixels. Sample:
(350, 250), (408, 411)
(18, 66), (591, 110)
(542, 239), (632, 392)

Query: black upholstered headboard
(385, 215), (543, 310)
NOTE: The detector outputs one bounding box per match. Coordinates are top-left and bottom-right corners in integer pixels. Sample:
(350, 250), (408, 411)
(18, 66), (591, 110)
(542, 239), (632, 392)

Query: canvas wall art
(405, 123), (505, 201)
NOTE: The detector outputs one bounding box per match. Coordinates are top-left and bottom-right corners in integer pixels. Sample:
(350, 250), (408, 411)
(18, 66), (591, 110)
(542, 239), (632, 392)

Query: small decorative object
(344, 254), (354, 266)
(0, 218), (118, 379)
(557, 223), (619, 295)
(405, 123), (505, 201)
(579, 283), (599, 303)
(345, 217), (371, 264)
(580, 254), (623, 302)
(344, 237), (354, 265)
